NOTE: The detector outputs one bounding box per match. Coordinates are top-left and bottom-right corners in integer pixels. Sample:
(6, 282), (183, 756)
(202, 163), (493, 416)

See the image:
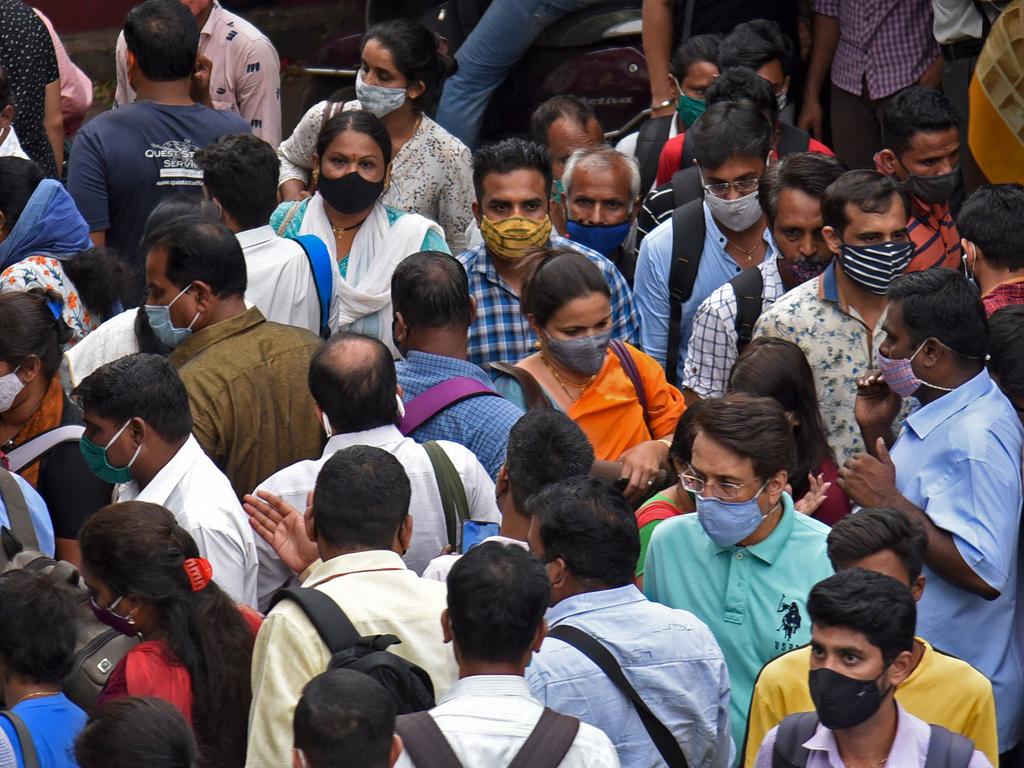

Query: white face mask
(0, 365), (24, 413)
(705, 188), (764, 232)
(396, 394), (406, 420)
(776, 89), (788, 112)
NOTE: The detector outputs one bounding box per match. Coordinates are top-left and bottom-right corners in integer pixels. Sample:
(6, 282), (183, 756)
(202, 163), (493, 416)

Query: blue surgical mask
(566, 220), (632, 260)
(696, 483), (771, 546)
(144, 283), (200, 350)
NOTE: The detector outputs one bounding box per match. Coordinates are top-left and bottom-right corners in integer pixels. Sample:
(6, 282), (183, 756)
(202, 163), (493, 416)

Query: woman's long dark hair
(78, 502), (254, 768)
(362, 19), (456, 114)
(727, 337), (835, 499)
(521, 248), (611, 327)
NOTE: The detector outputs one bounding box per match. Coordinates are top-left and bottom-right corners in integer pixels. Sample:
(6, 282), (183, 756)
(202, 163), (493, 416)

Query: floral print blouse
(1, 256), (98, 344)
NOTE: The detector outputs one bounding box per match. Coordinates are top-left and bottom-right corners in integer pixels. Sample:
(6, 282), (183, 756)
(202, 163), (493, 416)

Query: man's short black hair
(527, 476), (639, 589)
(808, 568), (916, 664)
(447, 542), (550, 664)
(473, 137), (553, 203)
(294, 669), (396, 768)
(195, 133), (280, 231)
(718, 19), (794, 77)
(989, 306), (1024, 402)
(692, 394), (796, 481)
(956, 184), (1024, 272)
(505, 410), (595, 512)
(391, 251), (472, 330)
(758, 152), (847, 225)
(74, 353), (193, 443)
(0, 570), (79, 683)
(881, 86), (960, 157)
(821, 170), (908, 237)
(887, 269), (988, 361)
(308, 333), (398, 433)
(143, 220), (247, 297)
(123, 0), (199, 83)
(705, 67), (778, 123)
(688, 99), (774, 171)
(312, 445), (411, 551)
(530, 95), (599, 146)
(827, 508), (927, 582)
(670, 33), (721, 81)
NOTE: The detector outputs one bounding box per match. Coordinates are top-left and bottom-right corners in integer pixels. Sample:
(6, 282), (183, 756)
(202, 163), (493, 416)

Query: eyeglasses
(702, 177), (761, 198)
(678, 469), (762, 501)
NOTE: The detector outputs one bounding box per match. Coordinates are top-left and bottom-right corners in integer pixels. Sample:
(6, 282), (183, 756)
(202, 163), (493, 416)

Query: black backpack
(771, 711), (976, 768)
(269, 587), (436, 714)
(636, 115), (674, 194)
(729, 266), (766, 354)
(664, 198), (706, 386)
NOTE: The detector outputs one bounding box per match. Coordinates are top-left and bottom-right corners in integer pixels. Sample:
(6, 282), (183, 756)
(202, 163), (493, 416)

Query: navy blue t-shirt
(67, 101), (250, 287)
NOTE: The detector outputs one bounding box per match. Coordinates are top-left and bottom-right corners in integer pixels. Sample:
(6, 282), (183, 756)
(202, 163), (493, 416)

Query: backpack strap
(777, 123), (812, 157)
(636, 116), (674, 193)
(423, 442), (469, 550)
(771, 711), (820, 768)
(924, 724), (977, 768)
(5, 425), (85, 474)
(0, 710), (40, 768)
(670, 166), (703, 209)
(395, 712), (464, 768)
(0, 470), (39, 561)
(665, 199), (706, 386)
(507, 708), (580, 768)
(399, 377), (500, 436)
(546, 624), (690, 767)
(729, 267), (765, 354)
(268, 587), (360, 654)
(680, 134), (697, 175)
(290, 234), (333, 339)
(489, 362), (553, 412)
(609, 340), (652, 436)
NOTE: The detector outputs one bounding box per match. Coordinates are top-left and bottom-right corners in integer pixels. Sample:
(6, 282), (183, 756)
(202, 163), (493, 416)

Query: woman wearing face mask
(0, 290), (111, 564)
(273, 111), (448, 355)
(79, 502), (259, 768)
(493, 249), (685, 497)
(278, 19), (473, 252)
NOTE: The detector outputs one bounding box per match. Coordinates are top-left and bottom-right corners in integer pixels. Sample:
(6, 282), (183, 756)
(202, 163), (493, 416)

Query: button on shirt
(526, 584), (734, 768)
(644, 496), (833, 761)
(397, 351), (524, 479)
(115, 436), (258, 607)
(458, 234), (640, 368)
(634, 202), (778, 384)
(252, 425), (500, 609)
(683, 257), (786, 398)
(393, 675), (620, 768)
(891, 369), (1024, 751)
(814, 0), (941, 99)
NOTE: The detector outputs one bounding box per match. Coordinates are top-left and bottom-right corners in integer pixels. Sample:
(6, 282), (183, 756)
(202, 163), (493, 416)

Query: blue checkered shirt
(396, 350), (524, 479)
(457, 235), (641, 368)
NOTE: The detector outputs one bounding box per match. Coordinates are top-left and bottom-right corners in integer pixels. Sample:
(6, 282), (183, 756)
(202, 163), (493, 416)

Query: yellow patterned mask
(480, 215), (553, 261)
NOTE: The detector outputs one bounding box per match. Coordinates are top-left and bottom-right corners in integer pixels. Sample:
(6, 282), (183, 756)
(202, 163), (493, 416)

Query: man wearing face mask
(754, 170), (913, 463)
(955, 183), (1024, 316)
(644, 394), (833, 763)
(875, 86), (963, 272)
(837, 268), (1024, 763)
(684, 152), (846, 401)
(754, 569), (991, 768)
(458, 137), (638, 369)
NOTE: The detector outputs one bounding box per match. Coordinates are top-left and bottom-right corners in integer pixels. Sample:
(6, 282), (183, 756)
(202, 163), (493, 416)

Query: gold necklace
(330, 218), (367, 238)
(726, 238), (760, 263)
(541, 354), (596, 399)
(12, 691), (57, 707)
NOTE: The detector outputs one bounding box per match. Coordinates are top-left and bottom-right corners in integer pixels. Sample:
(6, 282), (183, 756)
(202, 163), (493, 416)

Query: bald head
(308, 333), (399, 434)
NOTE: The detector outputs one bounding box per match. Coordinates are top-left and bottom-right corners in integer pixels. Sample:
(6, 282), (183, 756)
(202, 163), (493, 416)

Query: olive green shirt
(170, 307), (324, 498)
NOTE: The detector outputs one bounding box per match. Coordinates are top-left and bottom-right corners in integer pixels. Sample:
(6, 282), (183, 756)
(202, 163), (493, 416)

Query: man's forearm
(803, 13), (839, 99)
(642, 0), (676, 105)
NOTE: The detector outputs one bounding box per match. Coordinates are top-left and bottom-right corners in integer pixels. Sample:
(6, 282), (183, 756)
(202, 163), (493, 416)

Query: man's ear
(876, 148), (900, 177)
(472, 200), (482, 226)
(0, 105), (14, 130)
(630, 196), (642, 223)
(766, 470), (788, 504)
(392, 311), (408, 348)
(190, 280), (217, 313)
(887, 648), (915, 687)
(496, 464), (510, 495)
(440, 608), (453, 644)
(128, 416), (147, 448)
(396, 514), (414, 554)
(911, 574), (926, 602)
(304, 504), (317, 544)
(530, 617), (547, 653)
(822, 225), (843, 256)
(468, 295), (477, 326)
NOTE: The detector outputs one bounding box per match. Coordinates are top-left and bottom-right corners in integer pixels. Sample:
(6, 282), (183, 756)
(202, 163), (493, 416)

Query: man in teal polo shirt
(644, 394), (833, 764)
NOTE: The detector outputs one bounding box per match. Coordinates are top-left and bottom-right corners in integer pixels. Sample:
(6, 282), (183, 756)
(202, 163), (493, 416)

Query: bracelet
(650, 98), (675, 110)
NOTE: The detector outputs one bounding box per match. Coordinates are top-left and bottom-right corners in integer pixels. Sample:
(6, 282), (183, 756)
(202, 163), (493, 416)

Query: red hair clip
(183, 557), (213, 592)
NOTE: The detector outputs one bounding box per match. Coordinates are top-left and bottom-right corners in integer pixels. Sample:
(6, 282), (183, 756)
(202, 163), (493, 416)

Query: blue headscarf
(0, 179), (92, 272)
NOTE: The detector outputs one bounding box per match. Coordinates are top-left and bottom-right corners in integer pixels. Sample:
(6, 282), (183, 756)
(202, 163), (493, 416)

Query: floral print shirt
(1, 255), (97, 344)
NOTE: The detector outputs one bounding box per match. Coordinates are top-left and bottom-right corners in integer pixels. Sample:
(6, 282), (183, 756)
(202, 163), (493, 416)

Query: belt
(941, 38), (984, 61)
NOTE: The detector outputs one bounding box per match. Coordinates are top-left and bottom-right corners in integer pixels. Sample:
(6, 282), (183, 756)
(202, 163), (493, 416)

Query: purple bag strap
(609, 340), (652, 436)
(399, 376), (499, 435)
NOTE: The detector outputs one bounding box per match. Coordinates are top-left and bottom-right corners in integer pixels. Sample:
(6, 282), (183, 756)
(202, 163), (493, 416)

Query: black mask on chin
(318, 170), (385, 214)
(808, 666), (892, 730)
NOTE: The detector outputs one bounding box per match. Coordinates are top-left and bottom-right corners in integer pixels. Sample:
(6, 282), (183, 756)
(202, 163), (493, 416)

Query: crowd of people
(0, 0), (1020, 766)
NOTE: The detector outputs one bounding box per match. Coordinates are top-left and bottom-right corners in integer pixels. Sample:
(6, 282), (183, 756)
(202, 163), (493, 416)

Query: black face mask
(318, 170), (385, 214)
(808, 667), (890, 730)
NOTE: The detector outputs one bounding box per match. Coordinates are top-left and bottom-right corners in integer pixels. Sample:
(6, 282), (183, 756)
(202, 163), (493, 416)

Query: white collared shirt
(0, 127), (28, 160)
(393, 675), (621, 768)
(252, 425), (500, 610)
(115, 435), (258, 607)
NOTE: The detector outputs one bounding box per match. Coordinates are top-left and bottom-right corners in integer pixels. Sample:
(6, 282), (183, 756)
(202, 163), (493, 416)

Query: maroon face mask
(89, 594), (138, 637)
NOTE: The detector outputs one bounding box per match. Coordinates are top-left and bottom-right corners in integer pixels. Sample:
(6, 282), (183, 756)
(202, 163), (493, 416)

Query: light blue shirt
(633, 202), (776, 383)
(891, 369), (1024, 751)
(643, 495), (832, 765)
(0, 471), (54, 557)
(526, 584), (734, 768)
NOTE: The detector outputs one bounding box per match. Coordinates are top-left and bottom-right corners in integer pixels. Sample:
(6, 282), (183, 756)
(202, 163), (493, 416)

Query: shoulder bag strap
(670, 166), (703, 209)
(507, 708), (581, 768)
(546, 624), (689, 767)
(665, 199), (706, 387)
(395, 712), (464, 768)
(609, 340), (651, 436)
(924, 724), (978, 768)
(423, 441), (469, 549)
(730, 267), (766, 354)
(268, 587), (360, 654)
(399, 377), (499, 436)
(0, 710), (40, 768)
(6, 425), (85, 474)
(0, 470), (38, 557)
(777, 123), (812, 157)
(771, 711), (819, 768)
(636, 116), (674, 193)
(290, 234), (334, 339)
(489, 362), (553, 412)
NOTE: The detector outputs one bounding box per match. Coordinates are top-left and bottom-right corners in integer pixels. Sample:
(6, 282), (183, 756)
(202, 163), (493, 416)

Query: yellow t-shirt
(742, 638), (998, 767)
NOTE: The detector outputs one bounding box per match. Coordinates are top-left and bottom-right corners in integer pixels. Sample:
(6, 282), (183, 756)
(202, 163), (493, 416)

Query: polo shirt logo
(246, 62), (261, 73)
(226, 29), (238, 41)
(777, 596), (802, 641)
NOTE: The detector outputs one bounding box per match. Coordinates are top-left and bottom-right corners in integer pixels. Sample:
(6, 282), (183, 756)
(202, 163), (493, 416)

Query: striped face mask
(838, 241), (914, 295)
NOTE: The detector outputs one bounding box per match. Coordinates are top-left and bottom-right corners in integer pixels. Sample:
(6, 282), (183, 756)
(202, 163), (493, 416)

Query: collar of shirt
(304, 548), (410, 588)
(235, 225), (278, 250)
(438, 674), (536, 706)
(983, 275), (1024, 299)
(400, 350), (493, 384)
(904, 368), (992, 440)
(322, 425), (405, 456)
(709, 492), (797, 564)
(199, 0), (222, 38)
(802, 703), (928, 766)
(545, 584), (647, 627)
(116, 435), (203, 505)
(169, 306), (266, 367)
(909, 195), (952, 232)
(702, 202), (778, 264)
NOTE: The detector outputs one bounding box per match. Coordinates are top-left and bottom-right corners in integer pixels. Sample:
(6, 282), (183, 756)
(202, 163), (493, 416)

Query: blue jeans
(435, 0), (603, 148)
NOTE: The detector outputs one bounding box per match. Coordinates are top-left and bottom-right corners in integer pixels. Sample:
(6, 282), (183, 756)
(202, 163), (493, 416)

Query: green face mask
(79, 420), (141, 485)
(676, 93), (707, 129)
(552, 178), (565, 206)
